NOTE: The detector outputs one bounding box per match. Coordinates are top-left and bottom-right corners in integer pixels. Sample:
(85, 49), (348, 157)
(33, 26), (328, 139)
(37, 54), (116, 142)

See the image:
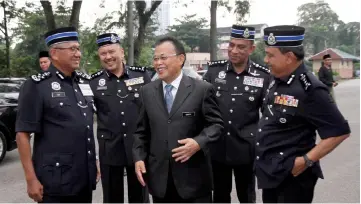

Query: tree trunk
(127, 1), (134, 65)
(210, 1), (218, 61)
(2, 2), (10, 72)
(134, 1), (162, 65)
(40, 0), (56, 31)
(69, 0), (82, 29)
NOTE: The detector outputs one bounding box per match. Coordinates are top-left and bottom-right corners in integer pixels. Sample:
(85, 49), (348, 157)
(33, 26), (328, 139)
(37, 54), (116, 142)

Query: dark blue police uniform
(89, 33), (150, 203)
(15, 27), (97, 203)
(255, 25), (351, 203)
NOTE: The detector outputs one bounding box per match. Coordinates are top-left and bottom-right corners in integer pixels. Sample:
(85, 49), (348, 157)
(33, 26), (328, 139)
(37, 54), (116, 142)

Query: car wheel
(0, 131), (7, 164)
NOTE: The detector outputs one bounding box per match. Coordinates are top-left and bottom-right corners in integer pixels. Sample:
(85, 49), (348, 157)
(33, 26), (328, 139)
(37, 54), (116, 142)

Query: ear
(286, 52), (295, 64)
(49, 48), (57, 61)
(178, 54), (185, 67)
(249, 42), (256, 53)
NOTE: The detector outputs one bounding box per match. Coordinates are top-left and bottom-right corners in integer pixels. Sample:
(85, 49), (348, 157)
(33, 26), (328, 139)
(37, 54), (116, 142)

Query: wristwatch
(303, 155), (314, 167)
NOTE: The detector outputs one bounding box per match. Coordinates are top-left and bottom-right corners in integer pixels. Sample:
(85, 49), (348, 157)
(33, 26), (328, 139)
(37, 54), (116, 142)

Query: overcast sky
(77, 0), (360, 30)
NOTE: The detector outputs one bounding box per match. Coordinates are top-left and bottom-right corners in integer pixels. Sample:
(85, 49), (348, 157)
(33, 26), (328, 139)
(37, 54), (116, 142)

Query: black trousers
(40, 187), (92, 203)
(152, 169), (212, 203)
(100, 164), (149, 203)
(262, 168), (318, 203)
(212, 160), (255, 203)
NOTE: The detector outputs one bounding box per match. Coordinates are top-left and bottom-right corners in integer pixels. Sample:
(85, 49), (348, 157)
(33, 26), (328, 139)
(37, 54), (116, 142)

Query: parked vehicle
(0, 83), (20, 164)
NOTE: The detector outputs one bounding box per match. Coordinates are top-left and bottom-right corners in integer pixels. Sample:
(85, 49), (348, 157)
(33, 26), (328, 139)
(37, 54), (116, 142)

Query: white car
(151, 66), (203, 81)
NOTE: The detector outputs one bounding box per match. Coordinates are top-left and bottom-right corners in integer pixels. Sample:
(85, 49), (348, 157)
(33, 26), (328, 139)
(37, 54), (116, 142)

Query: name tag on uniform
(182, 112), (195, 117)
(78, 84), (94, 96)
(243, 76), (264, 88)
(52, 92), (66, 98)
(124, 77), (144, 86)
(215, 78), (226, 84)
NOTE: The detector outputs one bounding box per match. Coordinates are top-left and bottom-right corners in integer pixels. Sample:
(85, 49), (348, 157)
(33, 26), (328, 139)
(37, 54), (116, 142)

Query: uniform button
(102, 93), (104, 96)
(84, 113), (86, 116)
(274, 92), (278, 95)
(118, 90), (121, 93)
(280, 152), (284, 155)
(56, 162), (59, 167)
(269, 105), (273, 108)
(227, 132), (230, 135)
(250, 133), (253, 136)
(88, 138), (91, 142)
(256, 156), (259, 160)
(101, 135), (104, 138)
(218, 86), (220, 90)
(267, 89), (269, 92)
(124, 134), (127, 137)
(121, 112), (124, 115)
(88, 151), (91, 154)
(120, 101), (123, 103)
(79, 101), (82, 104)
(230, 109), (233, 113)
(167, 120), (171, 124)
(283, 109), (286, 112)
(117, 80), (120, 82)
(232, 98), (235, 102)
(258, 128), (262, 132)
(265, 117), (269, 120)
(263, 98), (265, 101)
(60, 102), (63, 106)
(122, 123), (126, 126)
(87, 125), (90, 129)
(228, 121), (232, 124)
(256, 142), (259, 146)
(74, 89), (78, 92)
(236, 76), (239, 79)
(234, 87), (237, 90)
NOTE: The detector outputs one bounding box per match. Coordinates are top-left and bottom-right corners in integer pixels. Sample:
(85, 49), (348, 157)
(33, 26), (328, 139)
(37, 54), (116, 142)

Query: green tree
(167, 14), (209, 52)
(250, 41), (265, 65)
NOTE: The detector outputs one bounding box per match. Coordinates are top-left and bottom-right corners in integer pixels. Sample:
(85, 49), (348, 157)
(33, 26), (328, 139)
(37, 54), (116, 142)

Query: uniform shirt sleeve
(143, 72), (151, 84)
(15, 80), (43, 133)
(301, 87), (350, 139)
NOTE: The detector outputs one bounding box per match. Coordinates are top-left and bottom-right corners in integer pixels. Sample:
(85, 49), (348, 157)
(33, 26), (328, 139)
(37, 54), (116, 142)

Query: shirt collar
(275, 62), (307, 85)
(226, 59), (252, 75)
(104, 64), (129, 79)
(48, 64), (76, 81)
(162, 72), (183, 90)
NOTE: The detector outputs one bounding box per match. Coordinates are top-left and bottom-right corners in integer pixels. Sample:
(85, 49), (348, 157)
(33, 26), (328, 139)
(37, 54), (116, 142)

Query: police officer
(203, 25), (270, 203)
(39, 51), (51, 71)
(90, 33), (150, 203)
(256, 25), (351, 203)
(16, 27), (99, 203)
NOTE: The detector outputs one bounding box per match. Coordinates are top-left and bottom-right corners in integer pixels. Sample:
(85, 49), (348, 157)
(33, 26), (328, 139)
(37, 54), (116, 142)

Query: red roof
(308, 48), (360, 61)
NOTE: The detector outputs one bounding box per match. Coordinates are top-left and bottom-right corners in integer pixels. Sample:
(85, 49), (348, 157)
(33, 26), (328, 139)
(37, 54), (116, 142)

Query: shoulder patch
(75, 70), (91, 80)
(91, 70), (103, 79)
(31, 72), (51, 83)
(300, 73), (312, 91)
(252, 62), (270, 74)
(207, 60), (228, 67)
(128, 66), (145, 72)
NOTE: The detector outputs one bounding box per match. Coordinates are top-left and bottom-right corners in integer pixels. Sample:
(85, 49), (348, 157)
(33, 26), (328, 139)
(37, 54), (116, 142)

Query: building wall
(185, 53), (210, 70)
(312, 59), (354, 79)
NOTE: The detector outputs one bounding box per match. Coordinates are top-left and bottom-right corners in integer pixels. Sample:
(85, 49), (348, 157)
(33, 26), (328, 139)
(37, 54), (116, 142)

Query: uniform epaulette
(207, 60), (228, 67)
(31, 72), (51, 83)
(252, 62), (270, 74)
(91, 70), (103, 79)
(75, 70), (91, 80)
(300, 73), (312, 91)
(128, 66), (146, 72)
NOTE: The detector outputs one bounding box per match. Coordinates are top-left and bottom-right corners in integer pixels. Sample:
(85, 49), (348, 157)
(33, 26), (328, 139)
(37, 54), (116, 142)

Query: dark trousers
(152, 169), (211, 203)
(262, 168), (318, 203)
(100, 164), (149, 203)
(41, 187), (92, 203)
(212, 160), (255, 203)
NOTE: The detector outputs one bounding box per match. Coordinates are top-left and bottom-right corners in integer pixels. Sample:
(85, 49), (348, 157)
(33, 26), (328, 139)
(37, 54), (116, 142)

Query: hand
(135, 161), (146, 187)
(27, 179), (43, 202)
(172, 138), (201, 163)
(291, 156), (307, 177)
(333, 82), (338, 87)
(96, 159), (101, 183)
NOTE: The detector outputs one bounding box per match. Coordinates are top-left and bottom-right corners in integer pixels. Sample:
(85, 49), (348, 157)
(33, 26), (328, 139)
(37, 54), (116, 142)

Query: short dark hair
(278, 46), (305, 61)
(155, 36), (186, 67)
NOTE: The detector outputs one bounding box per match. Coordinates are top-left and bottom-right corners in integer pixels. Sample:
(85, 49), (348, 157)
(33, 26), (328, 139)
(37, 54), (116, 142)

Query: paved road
(0, 79), (359, 203)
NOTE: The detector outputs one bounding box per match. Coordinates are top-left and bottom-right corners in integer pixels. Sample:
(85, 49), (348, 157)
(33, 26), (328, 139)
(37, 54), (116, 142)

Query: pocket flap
(50, 99), (71, 108)
(97, 130), (113, 140)
(43, 153), (73, 168)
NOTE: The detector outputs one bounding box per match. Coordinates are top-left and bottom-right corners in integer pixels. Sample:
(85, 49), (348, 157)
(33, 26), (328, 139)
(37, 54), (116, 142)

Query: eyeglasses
(54, 46), (81, 54)
(153, 54), (178, 62)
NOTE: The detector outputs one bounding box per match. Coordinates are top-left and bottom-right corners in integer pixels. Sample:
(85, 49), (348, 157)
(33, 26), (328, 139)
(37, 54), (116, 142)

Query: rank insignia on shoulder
(300, 73), (312, 91)
(91, 70), (104, 79)
(31, 72), (51, 83)
(128, 66), (145, 72)
(252, 62), (270, 73)
(207, 60), (228, 67)
(75, 70), (91, 80)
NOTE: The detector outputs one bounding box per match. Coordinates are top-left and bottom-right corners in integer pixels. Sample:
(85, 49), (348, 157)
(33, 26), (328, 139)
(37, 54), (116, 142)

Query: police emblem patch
(218, 71), (226, 79)
(110, 34), (117, 43)
(134, 93), (139, 98)
(267, 33), (277, 45)
(243, 28), (250, 38)
(51, 82), (61, 91)
(99, 78), (106, 86)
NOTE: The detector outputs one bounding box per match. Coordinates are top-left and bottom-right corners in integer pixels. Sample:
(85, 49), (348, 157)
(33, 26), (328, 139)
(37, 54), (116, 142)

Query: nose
(264, 56), (269, 65)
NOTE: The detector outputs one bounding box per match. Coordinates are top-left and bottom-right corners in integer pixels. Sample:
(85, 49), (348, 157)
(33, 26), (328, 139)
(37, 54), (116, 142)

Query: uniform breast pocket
(275, 105), (297, 125)
(215, 86), (228, 101)
(50, 99), (72, 121)
(41, 153), (74, 194)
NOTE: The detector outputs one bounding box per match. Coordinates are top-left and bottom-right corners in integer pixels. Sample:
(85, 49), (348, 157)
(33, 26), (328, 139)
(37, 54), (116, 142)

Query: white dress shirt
(162, 72), (183, 99)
